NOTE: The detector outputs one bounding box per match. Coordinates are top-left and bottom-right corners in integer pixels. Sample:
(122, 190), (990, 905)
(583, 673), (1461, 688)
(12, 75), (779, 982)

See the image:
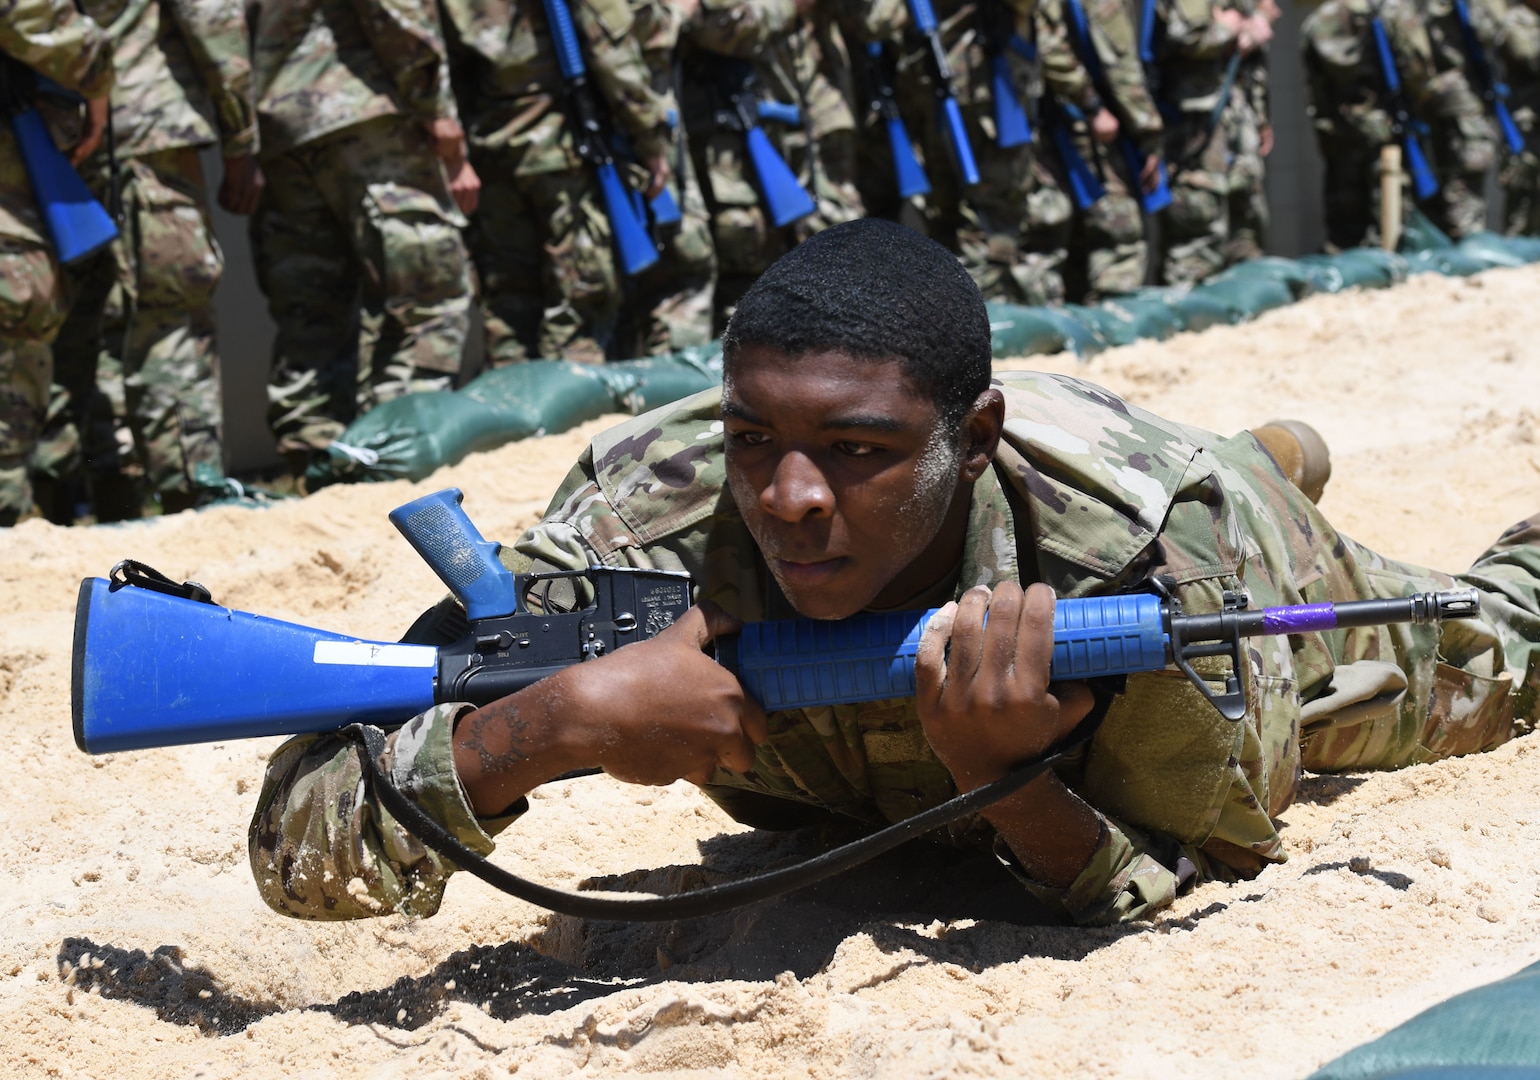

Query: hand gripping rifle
(71, 488), (1482, 920)
(542, 0), (661, 275)
(907, 0), (982, 185)
(0, 53), (118, 264)
(1369, 2), (1440, 201)
(1066, 0), (1173, 214)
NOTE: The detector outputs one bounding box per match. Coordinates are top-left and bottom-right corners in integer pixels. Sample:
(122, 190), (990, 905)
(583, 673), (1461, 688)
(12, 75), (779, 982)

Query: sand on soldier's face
(3, 266), (1538, 1080)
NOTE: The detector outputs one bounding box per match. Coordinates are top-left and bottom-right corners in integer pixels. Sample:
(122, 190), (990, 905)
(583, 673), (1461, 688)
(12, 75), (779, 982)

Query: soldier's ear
(959, 389), (1004, 483)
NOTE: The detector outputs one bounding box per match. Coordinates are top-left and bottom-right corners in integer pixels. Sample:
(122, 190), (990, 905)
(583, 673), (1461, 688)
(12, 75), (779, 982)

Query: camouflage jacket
(1301, 0), (1437, 145)
(0, 0), (115, 245)
(250, 0), (457, 158)
(1496, 0), (1540, 135)
(249, 372), (1521, 926)
(78, 0), (257, 159)
(1056, 0), (1163, 151)
(439, 0), (670, 168)
(1423, 0), (1498, 122)
(1145, 0), (1244, 116)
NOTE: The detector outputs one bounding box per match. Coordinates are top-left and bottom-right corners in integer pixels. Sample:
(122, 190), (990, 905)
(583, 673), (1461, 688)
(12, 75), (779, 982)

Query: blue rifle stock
(908, 0), (981, 185)
(1047, 107), (1107, 209)
(0, 58), (118, 264)
(542, 0), (659, 275)
(1451, 0), (1526, 155)
(990, 54), (1033, 149)
(1064, 0), (1170, 215)
(865, 42), (931, 199)
(1370, 13), (1440, 202)
(71, 487), (1486, 753)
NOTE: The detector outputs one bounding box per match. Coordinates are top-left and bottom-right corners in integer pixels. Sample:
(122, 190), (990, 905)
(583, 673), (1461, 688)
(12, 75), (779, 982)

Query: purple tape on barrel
(1262, 603), (1338, 634)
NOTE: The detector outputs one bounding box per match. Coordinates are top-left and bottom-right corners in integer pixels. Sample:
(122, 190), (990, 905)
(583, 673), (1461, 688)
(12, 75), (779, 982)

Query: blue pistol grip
(756, 100), (802, 127)
(731, 594), (1170, 712)
(389, 488), (519, 620)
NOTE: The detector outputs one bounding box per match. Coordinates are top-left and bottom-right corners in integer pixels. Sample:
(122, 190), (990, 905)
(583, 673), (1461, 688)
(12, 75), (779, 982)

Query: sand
(3, 266), (1539, 1079)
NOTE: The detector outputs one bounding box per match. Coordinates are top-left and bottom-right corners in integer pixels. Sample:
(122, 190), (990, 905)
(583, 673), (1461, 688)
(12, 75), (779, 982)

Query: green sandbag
(1403, 246), (1498, 277)
(1186, 274), (1295, 320)
(1209, 256), (1322, 298)
(593, 345), (724, 414)
(1297, 249), (1407, 291)
(463, 359), (617, 430)
(1308, 960), (1540, 1080)
(1166, 288), (1238, 332)
(987, 302), (1105, 357)
(1455, 232), (1540, 269)
(1094, 296), (1187, 342)
(1399, 207), (1455, 252)
(307, 391), (517, 488)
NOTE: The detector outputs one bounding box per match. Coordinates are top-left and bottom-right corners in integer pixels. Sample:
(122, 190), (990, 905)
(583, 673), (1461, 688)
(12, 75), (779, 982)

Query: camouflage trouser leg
(1070, 136), (1146, 302)
(1428, 114), (1496, 240)
(697, 129), (787, 327)
(467, 144), (621, 367)
(620, 132), (717, 358)
(254, 115), (471, 460)
(1316, 135), (1382, 251)
(940, 106), (1038, 305)
(1500, 147), (1540, 236)
(1223, 100), (1268, 265)
(0, 241), (66, 524)
(1162, 114), (1231, 286)
(1022, 155), (1072, 307)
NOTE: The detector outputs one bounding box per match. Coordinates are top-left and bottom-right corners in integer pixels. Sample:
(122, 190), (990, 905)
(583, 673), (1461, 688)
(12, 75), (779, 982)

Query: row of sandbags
(307, 217), (1540, 487)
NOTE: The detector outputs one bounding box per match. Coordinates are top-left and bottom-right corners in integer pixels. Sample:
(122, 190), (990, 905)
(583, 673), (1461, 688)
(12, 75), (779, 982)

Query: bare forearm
(982, 772), (1102, 888)
(452, 684), (579, 817)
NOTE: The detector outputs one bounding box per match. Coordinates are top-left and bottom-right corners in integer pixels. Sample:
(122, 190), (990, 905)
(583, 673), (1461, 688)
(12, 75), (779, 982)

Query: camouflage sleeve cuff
(994, 816), (1180, 925)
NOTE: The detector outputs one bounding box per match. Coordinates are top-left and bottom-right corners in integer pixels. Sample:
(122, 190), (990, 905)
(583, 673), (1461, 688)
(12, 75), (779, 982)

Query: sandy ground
(3, 266), (1539, 1079)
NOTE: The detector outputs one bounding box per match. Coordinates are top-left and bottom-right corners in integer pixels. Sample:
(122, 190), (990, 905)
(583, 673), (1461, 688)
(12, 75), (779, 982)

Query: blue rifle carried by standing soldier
(1368, 0), (1440, 201)
(1002, 33), (1107, 210)
(1450, 0), (1527, 155)
(1070, 0), (1172, 214)
(702, 55), (817, 228)
(542, 0), (664, 276)
(908, 0), (981, 185)
(0, 51), (118, 264)
(981, 1), (1033, 149)
(865, 40), (932, 199)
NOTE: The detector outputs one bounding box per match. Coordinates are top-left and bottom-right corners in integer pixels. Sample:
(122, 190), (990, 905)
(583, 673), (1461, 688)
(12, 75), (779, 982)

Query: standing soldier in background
(439, 0), (672, 367)
(1301, 0), (1438, 250)
(35, 0), (260, 523)
(0, 0), (113, 526)
(1034, 0), (1164, 302)
(680, 0), (865, 329)
(1146, 0), (1271, 284)
(250, 0), (477, 478)
(1220, 0), (1277, 265)
(617, 0), (718, 358)
(1497, 0), (1540, 233)
(1423, 0), (1499, 238)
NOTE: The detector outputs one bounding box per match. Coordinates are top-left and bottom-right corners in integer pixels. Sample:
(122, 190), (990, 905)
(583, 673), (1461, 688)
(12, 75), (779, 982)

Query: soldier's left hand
(219, 154), (265, 216)
(1140, 152), (1165, 195)
(70, 94), (109, 166)
(915, 583), (1094, 792)
(643, 152), (672, 200)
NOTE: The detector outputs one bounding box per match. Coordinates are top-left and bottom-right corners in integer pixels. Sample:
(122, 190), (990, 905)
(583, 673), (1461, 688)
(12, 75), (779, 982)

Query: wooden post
(1380, 144), (1403, 252)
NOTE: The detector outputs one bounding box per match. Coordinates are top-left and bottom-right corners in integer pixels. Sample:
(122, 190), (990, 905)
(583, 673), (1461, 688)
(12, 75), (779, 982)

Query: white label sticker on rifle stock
(312, 641), (437, 668)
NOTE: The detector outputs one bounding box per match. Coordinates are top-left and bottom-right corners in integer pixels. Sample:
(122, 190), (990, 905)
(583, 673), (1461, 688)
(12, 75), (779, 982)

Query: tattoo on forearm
(459, 705), (533, 774)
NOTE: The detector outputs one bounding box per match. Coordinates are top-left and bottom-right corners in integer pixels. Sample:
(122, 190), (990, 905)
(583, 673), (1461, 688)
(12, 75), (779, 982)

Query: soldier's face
(723, 346), (977, 620)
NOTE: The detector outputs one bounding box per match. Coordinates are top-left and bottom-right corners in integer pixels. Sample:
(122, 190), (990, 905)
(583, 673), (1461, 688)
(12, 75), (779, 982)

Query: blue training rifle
(1451, 0), (1527, 156)
(707, 56), (817, 228)
(865, 41), (932, 199)
(1369, 3), (1441, 201)
(907, 0), (981, 185)
(541, 0), (662, 275)
(72, 487), (1484, 755)
(0, 53), (118, 264)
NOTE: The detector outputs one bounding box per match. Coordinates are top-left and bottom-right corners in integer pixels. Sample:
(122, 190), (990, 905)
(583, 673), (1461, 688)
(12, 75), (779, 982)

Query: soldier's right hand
(452, 602), (767, 816)
(1090, 108), (1119, 145)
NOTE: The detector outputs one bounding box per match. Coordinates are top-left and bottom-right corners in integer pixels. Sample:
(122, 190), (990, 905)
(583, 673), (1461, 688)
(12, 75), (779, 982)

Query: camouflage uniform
(1424, 0), (1500, 238)
(0, 0), (114, 525)
(1301, 0), (1439, 251)
(439, 0), (671, 367)
(1486, 0), (1540, 234)
(37, 0), (257, 521)
(680, 2), (866, 328)
(248, 373), (1540, 926)
(1031, 0), (1164, 302)
(250, 0), (473, 466)
(1220, 0), (1270, 264)
(617, 0), (717, 359)
(1146, 0), (1243, 284)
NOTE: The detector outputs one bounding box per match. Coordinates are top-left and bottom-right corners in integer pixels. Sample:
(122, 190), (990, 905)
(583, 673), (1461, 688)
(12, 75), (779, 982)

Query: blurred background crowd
(2, 0), (1536, 526)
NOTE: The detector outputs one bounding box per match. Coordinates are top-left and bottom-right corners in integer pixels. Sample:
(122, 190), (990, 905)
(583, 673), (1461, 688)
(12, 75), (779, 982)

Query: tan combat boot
(1250, 419), (1332, 504)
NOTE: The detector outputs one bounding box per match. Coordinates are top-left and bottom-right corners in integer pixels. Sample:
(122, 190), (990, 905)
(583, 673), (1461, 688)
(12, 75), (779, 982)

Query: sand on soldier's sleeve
(2, 266), (1538, 1080)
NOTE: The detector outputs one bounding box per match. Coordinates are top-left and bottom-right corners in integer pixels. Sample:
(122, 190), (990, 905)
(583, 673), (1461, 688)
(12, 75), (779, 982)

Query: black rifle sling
(350, 706), (1108, 923)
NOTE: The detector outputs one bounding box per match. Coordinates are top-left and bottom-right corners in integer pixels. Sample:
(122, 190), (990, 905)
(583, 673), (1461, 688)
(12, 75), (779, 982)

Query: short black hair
(720, 218), (993, 433)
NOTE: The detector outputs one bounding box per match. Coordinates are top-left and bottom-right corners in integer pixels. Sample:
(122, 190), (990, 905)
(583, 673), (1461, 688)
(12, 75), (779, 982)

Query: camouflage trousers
(1427, 112), (1496, 240)
(1223, 97), (1268, 265)
(695, 124), (864, 330)
(1162, 109), (1233, 286)
(1032, 125), (1148, 304)
(39, 147), (227, 518)
(0, 239), (66, 525)
(253, 115), (471, 463)
(1502, 145), (1540, 236)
